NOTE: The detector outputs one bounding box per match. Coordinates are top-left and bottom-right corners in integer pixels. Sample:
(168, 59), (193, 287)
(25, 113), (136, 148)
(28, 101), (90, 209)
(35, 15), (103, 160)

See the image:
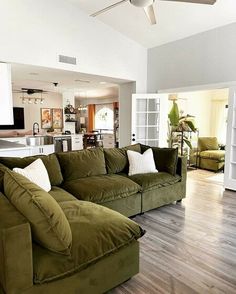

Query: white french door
(224, 86), (236, 191)
(131, 94), (168, 147)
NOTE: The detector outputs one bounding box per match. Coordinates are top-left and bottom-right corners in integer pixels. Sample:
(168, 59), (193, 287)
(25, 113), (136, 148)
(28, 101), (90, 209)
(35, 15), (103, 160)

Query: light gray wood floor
(112, 170), (236, 294)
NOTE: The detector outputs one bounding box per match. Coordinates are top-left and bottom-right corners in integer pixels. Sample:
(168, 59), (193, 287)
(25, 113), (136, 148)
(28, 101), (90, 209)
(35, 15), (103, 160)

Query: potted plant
(168, 101), (197, 155)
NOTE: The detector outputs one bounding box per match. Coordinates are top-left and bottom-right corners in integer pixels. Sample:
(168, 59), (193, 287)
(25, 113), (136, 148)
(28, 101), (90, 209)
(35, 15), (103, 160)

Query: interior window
(95, 104), (114, 130)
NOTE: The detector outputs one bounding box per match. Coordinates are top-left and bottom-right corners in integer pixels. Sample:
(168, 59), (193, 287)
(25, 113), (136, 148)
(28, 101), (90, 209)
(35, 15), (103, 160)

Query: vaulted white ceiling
(71, 0), (236, 48)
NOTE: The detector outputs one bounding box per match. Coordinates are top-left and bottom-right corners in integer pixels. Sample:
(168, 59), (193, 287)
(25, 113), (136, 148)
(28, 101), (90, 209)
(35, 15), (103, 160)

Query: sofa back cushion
(0, 163), (10, 192)
(0, 154), (63, 186)
(57, 147), (107, 181)
(198, 137), (219, 151)
(104, 144), (141, 174)
(4, 170), (72, 255)
(141, 145), (178, 176)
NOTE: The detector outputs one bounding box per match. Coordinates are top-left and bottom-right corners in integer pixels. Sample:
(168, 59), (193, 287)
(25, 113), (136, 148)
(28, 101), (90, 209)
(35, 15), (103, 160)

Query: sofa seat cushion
(129, 172), (181, 192)
(199, 150), (225, 161)
(33, 200), (144, 284)
(62, 174), (141, 204)
(49, 186), (76, 203)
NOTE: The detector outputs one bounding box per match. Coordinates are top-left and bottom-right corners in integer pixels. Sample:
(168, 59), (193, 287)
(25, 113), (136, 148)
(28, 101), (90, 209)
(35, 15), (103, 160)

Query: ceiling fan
(90, 0), (217, 25)
(13, 88), (49, 95)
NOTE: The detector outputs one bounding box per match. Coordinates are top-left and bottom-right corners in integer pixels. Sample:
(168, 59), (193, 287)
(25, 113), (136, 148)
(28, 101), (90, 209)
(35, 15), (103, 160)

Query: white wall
(0, 0), (147, 93)
(147, 23), (236, 92)
(75, 97), (118, 106)
(119, 82), (136, 147)
(12, 92), (63, 132)
(168, 91), (212, 137)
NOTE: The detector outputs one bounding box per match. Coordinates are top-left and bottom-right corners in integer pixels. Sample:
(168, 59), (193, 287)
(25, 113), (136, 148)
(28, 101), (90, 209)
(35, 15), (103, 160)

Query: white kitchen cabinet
(102, 134), (115, 148)
(71, 134), (83, 150)
(30, 145), (55, 156)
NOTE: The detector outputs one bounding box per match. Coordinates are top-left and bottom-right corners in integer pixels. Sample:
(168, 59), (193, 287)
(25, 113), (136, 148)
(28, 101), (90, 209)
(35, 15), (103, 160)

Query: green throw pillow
(104, 144), (141, 174)
(4, 170), (72, 255)
(141, 144), (178, 176)
(57, 147), (107, 181)
(0, 153), (63, 186)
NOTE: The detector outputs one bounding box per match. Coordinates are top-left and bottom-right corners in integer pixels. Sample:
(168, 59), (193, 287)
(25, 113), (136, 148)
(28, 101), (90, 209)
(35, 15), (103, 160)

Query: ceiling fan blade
(144, 4), (157, 25)
(161, 0), (216, 4)
(90, 0), (128, 17)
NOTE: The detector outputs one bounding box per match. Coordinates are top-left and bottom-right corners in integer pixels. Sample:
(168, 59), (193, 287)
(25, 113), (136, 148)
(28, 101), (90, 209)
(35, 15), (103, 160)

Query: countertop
(0, 139), (31, 151)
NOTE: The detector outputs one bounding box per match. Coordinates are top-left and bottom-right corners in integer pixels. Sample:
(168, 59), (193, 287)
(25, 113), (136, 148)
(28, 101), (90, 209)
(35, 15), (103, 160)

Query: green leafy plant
(168, 101), (197, 153)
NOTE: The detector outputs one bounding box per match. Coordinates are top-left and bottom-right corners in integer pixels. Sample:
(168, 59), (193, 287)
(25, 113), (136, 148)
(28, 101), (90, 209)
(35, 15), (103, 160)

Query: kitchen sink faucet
(33, 122), (40, 136)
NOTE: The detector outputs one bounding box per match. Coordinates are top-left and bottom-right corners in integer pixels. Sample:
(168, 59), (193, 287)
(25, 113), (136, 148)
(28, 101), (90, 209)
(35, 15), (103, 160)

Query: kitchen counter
(0, 139), (31, 151)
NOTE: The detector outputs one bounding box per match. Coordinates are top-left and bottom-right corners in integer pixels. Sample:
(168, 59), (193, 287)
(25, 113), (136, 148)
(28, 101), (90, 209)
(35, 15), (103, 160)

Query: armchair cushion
(3, 170), (72, 255)
(198, 137), (219, 151)
(199, 150), (225, 161)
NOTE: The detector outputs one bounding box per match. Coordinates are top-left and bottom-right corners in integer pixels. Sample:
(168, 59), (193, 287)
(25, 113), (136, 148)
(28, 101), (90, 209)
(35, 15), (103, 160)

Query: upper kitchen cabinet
(0, 63), (13, 125)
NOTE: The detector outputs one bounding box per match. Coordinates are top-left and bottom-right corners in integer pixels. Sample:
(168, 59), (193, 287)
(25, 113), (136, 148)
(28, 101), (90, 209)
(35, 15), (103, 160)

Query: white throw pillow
(127, 148), (158, 176)
(13, 158), (51, 192)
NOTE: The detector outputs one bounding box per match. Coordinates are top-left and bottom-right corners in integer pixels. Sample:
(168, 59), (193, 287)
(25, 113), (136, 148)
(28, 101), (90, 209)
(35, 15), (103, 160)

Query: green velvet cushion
(199, 150), (225, 161)
(48, 186), (76, 203)
(0, 154), (63, 186)
(198, 137), (219, 151)
(141, 145), (178, 175)
(129, 172), (181, 192)
(3, 170), (72, 255)
(104, 144), (141, 174)
(62, 174), (141, 204)
(33, 200), (144, 284)
(57, 147), (107, 181)
(0, 163), (10, 192)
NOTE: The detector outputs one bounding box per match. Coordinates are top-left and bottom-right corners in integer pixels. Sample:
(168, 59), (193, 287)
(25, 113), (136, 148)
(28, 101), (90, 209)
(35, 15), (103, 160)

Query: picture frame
(41, 108), (52, 129)
(52, 108), (63, 129)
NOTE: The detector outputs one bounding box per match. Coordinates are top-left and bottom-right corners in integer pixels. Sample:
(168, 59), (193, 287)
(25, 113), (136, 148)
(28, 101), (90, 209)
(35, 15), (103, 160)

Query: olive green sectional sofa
(0, 144), (187, 294)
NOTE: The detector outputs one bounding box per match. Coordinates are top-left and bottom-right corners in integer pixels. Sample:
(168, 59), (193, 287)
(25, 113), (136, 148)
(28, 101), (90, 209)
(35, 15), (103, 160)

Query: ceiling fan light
(130, 0), (154, 7)
(28, 98), (32, 104)
(40, 98), (44, 104)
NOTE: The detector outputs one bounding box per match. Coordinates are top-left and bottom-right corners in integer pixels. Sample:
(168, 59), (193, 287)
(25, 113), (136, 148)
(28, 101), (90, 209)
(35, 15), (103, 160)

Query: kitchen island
(0, 139), (32, 157)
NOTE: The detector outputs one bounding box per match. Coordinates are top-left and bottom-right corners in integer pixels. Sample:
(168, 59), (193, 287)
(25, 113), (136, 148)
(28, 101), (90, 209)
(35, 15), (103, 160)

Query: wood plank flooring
(111, 170), (236, 294)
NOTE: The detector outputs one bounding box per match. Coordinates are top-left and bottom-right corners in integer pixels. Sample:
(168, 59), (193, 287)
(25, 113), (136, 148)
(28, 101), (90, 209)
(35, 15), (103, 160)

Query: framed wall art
(41, 108), (52, 129)
(52, 108), (63, 129)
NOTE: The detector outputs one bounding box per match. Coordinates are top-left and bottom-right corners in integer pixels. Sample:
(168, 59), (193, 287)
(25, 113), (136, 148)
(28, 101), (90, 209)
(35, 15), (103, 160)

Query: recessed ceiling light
(29, 72), (39, 76)
(100, 81), (107, 85)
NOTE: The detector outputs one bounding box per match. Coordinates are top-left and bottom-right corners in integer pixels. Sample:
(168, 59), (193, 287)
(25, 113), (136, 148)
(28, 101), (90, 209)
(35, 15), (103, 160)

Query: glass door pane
(132, 94), (161, 146)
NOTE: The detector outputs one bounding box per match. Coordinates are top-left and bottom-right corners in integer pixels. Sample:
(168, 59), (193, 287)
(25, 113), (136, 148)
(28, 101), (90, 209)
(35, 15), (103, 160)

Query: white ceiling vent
(59, 55), (77, 65)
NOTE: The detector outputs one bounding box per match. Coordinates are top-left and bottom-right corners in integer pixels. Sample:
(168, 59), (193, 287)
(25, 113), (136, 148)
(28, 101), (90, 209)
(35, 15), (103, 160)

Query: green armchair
(196, 137), (225, 171)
